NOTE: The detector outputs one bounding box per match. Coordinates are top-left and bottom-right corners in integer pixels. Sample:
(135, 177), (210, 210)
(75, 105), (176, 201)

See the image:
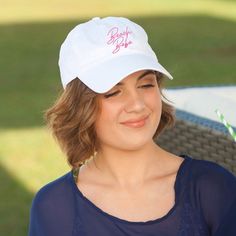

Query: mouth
(120, 115), (149, 128)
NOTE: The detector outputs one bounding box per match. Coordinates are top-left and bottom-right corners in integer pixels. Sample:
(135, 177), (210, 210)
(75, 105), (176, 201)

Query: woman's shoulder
(31, 170), (73, 206)
(189, 156), (235, 179)
(185, 156), (236, 234)
(184, 155), (236, 192)
(29, 171), (77, 233)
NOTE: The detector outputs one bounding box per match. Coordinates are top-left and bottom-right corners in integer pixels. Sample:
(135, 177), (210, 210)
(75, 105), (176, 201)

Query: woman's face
(95, 70), (162, 151)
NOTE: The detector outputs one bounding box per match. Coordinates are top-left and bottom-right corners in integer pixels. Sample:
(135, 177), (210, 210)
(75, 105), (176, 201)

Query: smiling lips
(120, 115), (149, 128)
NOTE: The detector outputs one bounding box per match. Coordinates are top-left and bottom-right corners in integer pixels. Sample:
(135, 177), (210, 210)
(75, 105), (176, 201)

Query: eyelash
(104, 84), (155, 98)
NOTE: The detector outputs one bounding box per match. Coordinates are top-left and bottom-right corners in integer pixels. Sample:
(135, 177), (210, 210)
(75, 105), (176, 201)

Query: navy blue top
(28, 155), (236, 236)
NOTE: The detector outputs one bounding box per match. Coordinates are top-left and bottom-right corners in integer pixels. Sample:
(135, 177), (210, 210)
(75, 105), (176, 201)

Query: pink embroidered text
(107, 27), (133, 54)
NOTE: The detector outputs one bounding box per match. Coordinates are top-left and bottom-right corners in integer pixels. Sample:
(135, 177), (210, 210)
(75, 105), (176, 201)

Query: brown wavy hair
(45, 71), (175, 169)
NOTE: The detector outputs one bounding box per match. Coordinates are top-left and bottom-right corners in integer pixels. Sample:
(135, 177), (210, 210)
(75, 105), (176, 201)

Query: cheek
(95, 101), (123, 136)
(146, 90), (162, 135)
(145, 88), (162, 111)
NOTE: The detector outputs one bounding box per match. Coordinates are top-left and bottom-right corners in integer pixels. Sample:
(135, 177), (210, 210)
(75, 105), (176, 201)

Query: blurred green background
(0, 0), (236, 235)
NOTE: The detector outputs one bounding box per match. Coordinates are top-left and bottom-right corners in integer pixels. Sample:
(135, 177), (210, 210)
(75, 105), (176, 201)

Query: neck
(92, 140), (166, 189)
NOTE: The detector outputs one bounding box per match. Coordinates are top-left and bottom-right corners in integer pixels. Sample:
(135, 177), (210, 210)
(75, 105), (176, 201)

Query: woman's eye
(104, 84), (155, 98)
(104, 91), (120, 98)
(140, 84), (155, 88)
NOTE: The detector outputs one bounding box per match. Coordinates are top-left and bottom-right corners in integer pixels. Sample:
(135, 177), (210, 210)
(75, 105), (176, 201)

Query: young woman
(28, 16), (236, 236)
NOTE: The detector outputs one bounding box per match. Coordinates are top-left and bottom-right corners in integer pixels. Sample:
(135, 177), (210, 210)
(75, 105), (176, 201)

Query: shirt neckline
(69, 154), (192, 225)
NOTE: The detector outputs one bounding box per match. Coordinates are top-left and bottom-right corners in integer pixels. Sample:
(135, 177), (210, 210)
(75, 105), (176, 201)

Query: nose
(124, 89), (146, 113)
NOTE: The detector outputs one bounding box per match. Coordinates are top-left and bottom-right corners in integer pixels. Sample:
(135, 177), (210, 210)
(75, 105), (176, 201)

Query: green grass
(0, 128), (69, 235)
(1, 15), (236, 128)
(1, 0), (236, 24)
(0, 1), (236, 235)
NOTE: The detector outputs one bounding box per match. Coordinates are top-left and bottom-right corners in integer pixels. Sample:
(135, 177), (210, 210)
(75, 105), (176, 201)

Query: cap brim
(78, 53), (173, 93)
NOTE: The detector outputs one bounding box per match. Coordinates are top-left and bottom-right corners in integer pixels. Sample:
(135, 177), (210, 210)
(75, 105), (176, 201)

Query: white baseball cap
(58, 16), (173, 93)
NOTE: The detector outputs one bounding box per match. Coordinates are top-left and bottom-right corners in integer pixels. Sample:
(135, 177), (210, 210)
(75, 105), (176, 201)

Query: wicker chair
(155, 109), (236, 175)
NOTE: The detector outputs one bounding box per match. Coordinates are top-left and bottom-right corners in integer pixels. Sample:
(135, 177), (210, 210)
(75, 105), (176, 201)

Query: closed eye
(104, 91), (120, 98)
(140, 84), (155, 88)
(104, 84), (155, 98)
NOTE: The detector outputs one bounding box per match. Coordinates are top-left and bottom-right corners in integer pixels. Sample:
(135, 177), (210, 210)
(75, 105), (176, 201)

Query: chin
(119, 137), (154, 151)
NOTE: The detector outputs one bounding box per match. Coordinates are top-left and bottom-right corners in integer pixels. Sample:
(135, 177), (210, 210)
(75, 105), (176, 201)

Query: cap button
(92, 17), (100, 20)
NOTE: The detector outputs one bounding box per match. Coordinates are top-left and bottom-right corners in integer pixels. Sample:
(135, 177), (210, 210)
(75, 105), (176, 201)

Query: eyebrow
(115, 70), (155, 86)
